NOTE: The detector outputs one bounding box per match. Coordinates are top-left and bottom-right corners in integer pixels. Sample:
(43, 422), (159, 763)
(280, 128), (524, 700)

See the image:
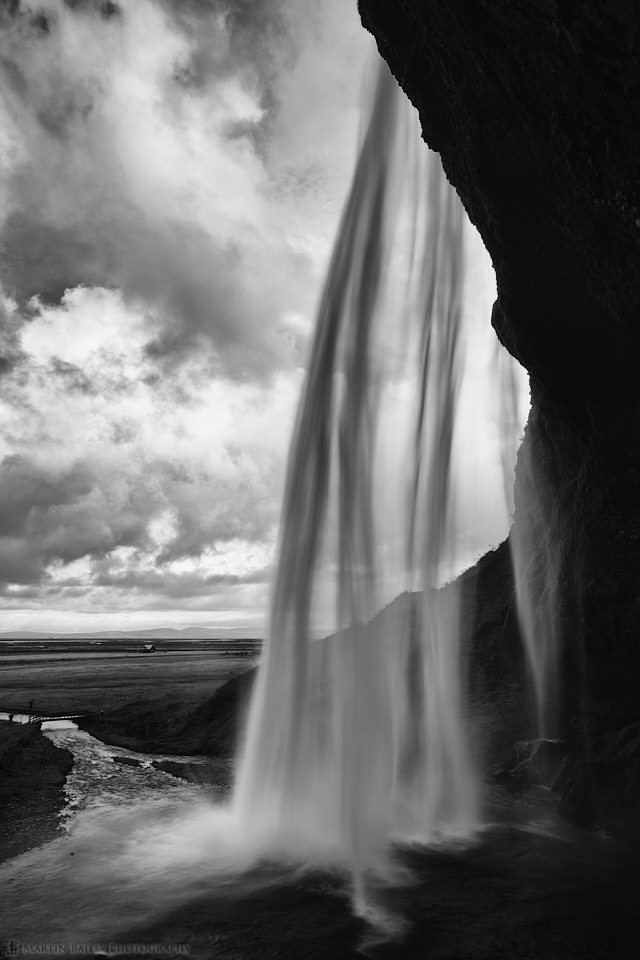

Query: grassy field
(0, 647), (258, 714)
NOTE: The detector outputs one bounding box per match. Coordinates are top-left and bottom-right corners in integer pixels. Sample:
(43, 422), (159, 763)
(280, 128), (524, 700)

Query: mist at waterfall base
(4, 58), (599, 949)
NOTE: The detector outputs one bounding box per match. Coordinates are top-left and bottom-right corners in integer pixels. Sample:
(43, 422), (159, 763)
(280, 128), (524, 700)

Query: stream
(0, 728), (249, 947)
(0, 728), (639, 959)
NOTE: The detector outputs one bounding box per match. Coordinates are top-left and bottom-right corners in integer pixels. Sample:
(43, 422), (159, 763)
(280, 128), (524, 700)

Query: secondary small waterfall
(234, 58), (526, 909)
(511, 427), (562, 739)
(495, 346), (560, 740)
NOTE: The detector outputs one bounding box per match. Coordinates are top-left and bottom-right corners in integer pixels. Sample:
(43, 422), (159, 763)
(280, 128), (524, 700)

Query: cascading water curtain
(493, 339), (559, 740)
(234, 57), (524, 911)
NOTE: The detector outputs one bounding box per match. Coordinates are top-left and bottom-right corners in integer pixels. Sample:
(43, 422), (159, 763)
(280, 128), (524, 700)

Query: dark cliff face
(359, 0), (640, 839)
(358, 0), (640, 410)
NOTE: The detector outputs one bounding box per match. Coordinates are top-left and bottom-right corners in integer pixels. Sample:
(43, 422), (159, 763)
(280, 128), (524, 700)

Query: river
(0, 727), (249, 949)
(0, 728), (639, 959)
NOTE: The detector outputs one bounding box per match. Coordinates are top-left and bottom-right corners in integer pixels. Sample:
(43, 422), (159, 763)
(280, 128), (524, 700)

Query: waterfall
(510, 425), (562, 739)
(494, 341), (560, 740)
(234, 58), (523, 909)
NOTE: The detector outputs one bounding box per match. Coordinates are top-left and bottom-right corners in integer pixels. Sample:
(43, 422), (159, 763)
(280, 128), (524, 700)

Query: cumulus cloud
(0, 285), (300, 624)
(0, 1), (525, 633)
(0, 0), (285, 375)
(0, 0), (373, 629)
(0, 0), (369, 377)
(0, 454), (151, 584)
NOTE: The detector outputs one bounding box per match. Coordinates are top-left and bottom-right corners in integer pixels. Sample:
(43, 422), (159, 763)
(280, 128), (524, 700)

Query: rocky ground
(114, 800), (640, 960)
(0, 660), (254, 865)
(0, 720), (73, 863)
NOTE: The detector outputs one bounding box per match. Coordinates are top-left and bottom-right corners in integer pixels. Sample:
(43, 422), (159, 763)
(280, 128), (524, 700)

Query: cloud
(0, 0), (370, 381)
(0, 1), (528, 632)
(0, 292), (24, 374)
(0, 0), (373, 628)
(0, 453), (157, 584)
(0, 284), (299, 627)
(0, 2), (289, 377)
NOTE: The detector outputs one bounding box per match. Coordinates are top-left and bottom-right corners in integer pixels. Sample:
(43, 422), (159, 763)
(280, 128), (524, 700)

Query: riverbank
(0, 679), (247, 868)
(0, 720), (73, 863)
(79, 669), (255, 762)
(0, 641), (257, 852)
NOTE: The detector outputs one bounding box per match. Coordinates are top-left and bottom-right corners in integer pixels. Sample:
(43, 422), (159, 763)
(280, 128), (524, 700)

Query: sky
(0, 0), (527, 635)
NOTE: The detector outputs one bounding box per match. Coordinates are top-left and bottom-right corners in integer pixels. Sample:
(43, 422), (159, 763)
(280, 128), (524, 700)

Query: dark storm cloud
(0, 295), (24, 374)
(0, 442), (280, 588)
(164, 0), (289, 89)
(134, 221), (305, 372)
(174, 0), (294, 157)
(49, 358), (95, 394)
(156, 0), (294, 162)
(91, 560), (271, 598)
(0, 456), (93, 540)
(3, 209), (302, 373)
(150, 456), (278, 563)
(1, 1), (123, 24)
(62, 1), (122, 18)
(0, 454), (157, 583)
(0, 214), (116, 306)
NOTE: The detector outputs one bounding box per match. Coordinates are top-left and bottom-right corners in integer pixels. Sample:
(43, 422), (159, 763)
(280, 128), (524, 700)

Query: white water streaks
(234, 57), (527, 909)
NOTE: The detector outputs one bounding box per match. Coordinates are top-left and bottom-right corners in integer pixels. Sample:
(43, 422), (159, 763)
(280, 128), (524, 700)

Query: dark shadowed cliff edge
(0, 721), (72, 863)
(357, 0), (640, 847)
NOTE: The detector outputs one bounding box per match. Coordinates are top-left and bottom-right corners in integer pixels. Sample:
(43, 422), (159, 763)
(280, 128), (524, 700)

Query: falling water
(511, 425), (562, 739)
(494, 337), (560, 739)
(234, 58), (524, 911)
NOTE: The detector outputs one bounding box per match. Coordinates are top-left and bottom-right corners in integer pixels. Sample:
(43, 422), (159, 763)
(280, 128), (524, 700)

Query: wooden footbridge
(0, 706), (94, 724)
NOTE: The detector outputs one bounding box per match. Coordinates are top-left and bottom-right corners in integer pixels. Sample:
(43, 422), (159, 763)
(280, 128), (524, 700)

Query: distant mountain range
(0, 627), (263, 641)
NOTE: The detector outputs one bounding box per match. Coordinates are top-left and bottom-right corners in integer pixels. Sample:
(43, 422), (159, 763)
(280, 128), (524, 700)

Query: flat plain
(0, 641), (259, 714)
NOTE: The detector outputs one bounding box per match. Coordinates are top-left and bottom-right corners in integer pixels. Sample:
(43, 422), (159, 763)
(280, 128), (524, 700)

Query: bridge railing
(1, 707), (96, 723)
